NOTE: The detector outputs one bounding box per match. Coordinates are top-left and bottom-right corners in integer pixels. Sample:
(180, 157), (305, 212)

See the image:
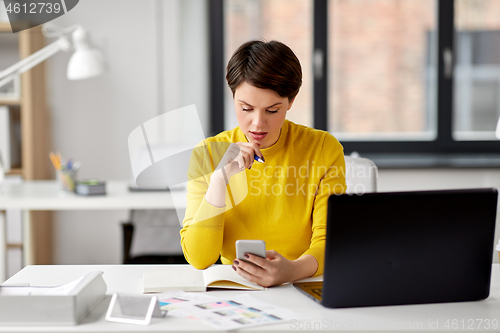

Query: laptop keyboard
(312, 288), (322, 297)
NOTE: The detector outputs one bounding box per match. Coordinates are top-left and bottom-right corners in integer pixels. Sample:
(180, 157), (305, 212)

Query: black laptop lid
(323, 188), (498, 308)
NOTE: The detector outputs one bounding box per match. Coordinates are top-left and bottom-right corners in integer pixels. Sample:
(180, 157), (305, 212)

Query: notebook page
(202, 265), (263, 290)
(143, 270), (205, 293)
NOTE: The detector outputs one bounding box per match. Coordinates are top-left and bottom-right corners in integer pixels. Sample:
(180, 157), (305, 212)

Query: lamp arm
(17, 38), (70, 74)
(0, 37), (71, 84)
(0, 73), (18, 90)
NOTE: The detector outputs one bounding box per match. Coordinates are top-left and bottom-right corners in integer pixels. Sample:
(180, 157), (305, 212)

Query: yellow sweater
(180, 120), (346, 276)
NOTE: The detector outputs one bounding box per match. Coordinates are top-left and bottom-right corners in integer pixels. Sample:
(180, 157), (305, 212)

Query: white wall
(378, 168), (500, 263)
(46, 0), (209, 264)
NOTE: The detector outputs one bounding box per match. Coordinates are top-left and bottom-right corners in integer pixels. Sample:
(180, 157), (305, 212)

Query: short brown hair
(226, 40), (302, 101)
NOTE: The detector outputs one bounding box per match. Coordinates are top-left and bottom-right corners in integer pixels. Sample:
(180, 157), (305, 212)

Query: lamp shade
(66, 26), (105, 80)
(67, 49), (105, 80)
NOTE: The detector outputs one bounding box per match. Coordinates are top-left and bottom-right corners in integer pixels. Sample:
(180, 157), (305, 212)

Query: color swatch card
(165, 293), (310, 331)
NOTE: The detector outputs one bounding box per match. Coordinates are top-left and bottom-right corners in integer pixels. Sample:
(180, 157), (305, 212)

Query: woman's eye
(241, 107), (277, 113)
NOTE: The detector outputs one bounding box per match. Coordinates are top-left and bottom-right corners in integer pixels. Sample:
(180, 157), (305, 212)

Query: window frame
(209, 0), (500, 155)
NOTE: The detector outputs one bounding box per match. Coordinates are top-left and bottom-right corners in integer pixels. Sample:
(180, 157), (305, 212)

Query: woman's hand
(206, 142), (263, 207)
(232, 251), (318, 287)
(214, 142), (263, 180)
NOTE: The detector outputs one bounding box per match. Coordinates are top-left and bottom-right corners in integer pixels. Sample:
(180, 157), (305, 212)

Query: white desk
(0, 181), (187, 280)
(0, 180), (186, 210)
(2, 264), (500, 332)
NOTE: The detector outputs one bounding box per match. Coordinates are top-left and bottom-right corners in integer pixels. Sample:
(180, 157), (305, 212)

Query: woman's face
(234, 81), (294, 149)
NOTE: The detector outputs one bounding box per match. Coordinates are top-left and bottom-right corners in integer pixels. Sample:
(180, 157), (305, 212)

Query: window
(328, 0), (437, 141)
(223, 0), (313, 129)
(453, 0), (500, 140)
(210, 0), (500, 156)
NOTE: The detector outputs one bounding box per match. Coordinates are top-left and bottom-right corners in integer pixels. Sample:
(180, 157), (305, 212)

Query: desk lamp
(0, 23), (105, 89)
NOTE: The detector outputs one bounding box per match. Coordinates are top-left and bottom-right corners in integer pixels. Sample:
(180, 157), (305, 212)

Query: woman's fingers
(242, 142), (264, 162)
(233, 264), (259, 284)
(245, 253), (269, 267)
(218, 142), (264, 179)
(222, 160), (243, 179)
(238, 151), (251, 169)
(219, 143), (240, 167)
(232, 250), (293, 287)
(236, 142), (263, 169)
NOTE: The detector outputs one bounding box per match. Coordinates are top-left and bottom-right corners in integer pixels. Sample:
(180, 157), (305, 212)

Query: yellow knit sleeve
(302, 133), (346, 276)
(180, 141), (226, 269)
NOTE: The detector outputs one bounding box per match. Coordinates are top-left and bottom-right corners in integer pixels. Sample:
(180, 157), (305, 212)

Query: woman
(180, 40), (346, 287)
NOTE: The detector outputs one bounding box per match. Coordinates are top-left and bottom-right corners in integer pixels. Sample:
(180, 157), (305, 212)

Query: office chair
(344, 153), (378, 194)
(122, 209), (223, 265)
(122, 209), (187, 264)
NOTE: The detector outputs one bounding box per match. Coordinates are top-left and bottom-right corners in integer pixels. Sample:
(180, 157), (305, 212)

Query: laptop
(294, 188), (498, 308)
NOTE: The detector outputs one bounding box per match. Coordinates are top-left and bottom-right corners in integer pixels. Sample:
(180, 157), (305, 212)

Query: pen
(254, 154), (265, 163)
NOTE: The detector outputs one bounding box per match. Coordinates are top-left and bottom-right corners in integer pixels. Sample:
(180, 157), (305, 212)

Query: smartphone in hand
(235, 240), (266, 262)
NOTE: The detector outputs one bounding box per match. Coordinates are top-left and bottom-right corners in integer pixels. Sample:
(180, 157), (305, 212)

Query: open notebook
(143, 265), (264, 293)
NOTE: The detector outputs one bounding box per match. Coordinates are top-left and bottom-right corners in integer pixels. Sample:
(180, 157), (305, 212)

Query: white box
(0, 271), (107, 325)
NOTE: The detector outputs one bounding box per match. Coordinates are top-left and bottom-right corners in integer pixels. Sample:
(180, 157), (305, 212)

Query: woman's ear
(287, 97), (296, 111)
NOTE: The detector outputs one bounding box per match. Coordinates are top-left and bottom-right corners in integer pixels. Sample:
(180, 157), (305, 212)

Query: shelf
(0, 24), (52, 266)
(0, 21), (30, 33)
(0, 22), (12, 32)
(6, 168), (22, 176)
(0, 99), (21, 106)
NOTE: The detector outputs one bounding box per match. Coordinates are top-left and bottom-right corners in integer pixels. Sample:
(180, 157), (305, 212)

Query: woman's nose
(252, 111), (265, 127)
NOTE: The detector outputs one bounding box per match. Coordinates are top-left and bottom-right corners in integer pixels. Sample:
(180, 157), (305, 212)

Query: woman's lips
(249, 131), (267, 140)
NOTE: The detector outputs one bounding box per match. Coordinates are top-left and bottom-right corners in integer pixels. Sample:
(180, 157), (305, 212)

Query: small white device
(236, 240), (266, 262)
(105, 293), (166, 325)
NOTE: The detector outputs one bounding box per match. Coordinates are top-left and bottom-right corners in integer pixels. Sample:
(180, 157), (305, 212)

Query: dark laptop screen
(323, 188), (498, 308)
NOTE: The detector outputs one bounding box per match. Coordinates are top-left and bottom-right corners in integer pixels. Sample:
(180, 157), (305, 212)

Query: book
(143, 265), (265, 293)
